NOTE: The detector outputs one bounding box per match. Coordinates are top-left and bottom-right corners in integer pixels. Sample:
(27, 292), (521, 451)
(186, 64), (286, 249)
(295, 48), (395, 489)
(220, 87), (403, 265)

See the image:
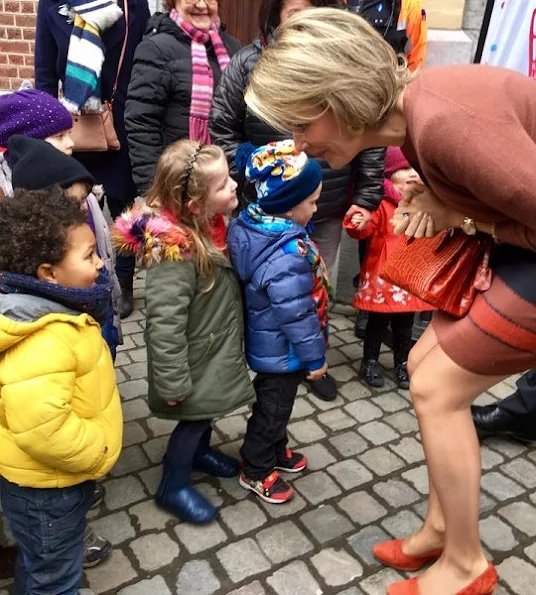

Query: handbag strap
(111, 0), (129, 101)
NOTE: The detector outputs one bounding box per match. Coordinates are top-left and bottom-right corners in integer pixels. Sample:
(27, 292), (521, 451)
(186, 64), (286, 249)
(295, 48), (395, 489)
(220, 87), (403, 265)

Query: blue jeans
(0, 478), (95, 595)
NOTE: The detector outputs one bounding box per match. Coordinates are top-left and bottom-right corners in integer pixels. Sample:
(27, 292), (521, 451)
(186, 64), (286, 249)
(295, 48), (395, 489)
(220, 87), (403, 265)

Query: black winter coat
(125, 13), (241, 193)
(209, 39), (385, 222)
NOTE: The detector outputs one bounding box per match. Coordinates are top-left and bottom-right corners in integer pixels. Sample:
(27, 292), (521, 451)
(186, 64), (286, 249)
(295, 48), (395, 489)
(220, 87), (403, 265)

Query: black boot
(117, 277), (133, 319)
(305, 373), (338, 401)
(354, 310), (368, 338)
(471, 404), (536, 444)
(394, 362), (410, 390)
(193, 427), (240, 478)
(360, 359), (385, 388)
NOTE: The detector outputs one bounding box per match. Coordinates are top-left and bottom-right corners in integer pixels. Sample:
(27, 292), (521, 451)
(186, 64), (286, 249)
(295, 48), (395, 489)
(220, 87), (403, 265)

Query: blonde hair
(146, 139), (225, 279)
(245, 7), (416, 136)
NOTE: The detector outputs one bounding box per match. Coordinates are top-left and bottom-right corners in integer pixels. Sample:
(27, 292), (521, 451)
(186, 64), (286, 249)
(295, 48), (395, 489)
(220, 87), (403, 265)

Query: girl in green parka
(113, 140), (255, 524)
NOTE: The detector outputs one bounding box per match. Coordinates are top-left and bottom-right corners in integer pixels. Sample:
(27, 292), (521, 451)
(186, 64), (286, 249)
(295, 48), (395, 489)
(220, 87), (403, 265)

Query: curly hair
(0, 187), (87, 276)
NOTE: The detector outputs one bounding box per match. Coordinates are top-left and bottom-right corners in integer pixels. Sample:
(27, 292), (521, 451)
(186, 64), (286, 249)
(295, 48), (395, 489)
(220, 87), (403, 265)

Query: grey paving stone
(129, 500), (175, 531)
(260, 493), (308, 518)
(330, 365), (355, 382)
(142, 436), (168, 464)
(373, 480), (420, 507)
(327, 459), (374, 490)
(122, 398), (151, 422)
(525, 541), (536, 564)
(311, 547), (364, 587)
(196, 483), (223, 508)
(338, 491), (387, 526)
(348, 525), (392, 566)
(216, 538), (271, 583)
(383, 411), (418, 434)
(318, 408), (356, 431)
(358, 421), (399, 446)
(123, 362), (148, 381)
(480, 445), (505, 470)
(139, 465), (162, 496)
(226, 582), (266, 595)
(488, 381), (515, 399)
(215, 415), (246, 441)
(256, 521), (313, 563)
(309, 393), (347, 411)
(109, 445), (150, 476)
(266, 560), (322, 595)
(117, 335), (135, 352)
(389, 437), (424, 464)
(130, 331), (146, 346)
(359, 568), (404, 594)
(89, 511), (135, 545)
(480, 516), (517, 552)
(220, 500), (267, 536)
(498, 501), (536, 536)
(339, 381), (372, 401)
(121, 320), (144, 335)
(292, 398), (316, 419)
(103, 476), (146, 510)
(497, 556), (536, 595)
(502, 458), (536, 489)
(381, 510), (423, 539)
(338, 330), (360, 344)
(329, 431), (369, 457)
(371, 392), (409, 413)
(344, 401), (383, 424)
(481, 472), (525, 501)
(218, 476), (249, 501)
(129, 348), (147, 362)
(175, 521), (228, 554)
(86, 550), (137, 593)
(339, 343), (363, 361)
(402, 465), (429, 494)
(336, 588), (365, 595)
(118, 379), (148, 401)
(294, 471), (342, 505)
(288, 419), (327, 444)
(115, 351), (131, 367)
(327, 349), (350, 367)
(330, 314), (355, 330)
(485, 438), (527, 459)
(360, 447), (405, 477)
(122, 421), (148, 447)
(300, 504), (354, 544)
(118, 576), (172, 595)
(146, 417), (177, 437)
(129, 533), (179, 571)
(115, 368), (127, 384)
(175, 560), (221, 595)
(298, 443), (336, 471)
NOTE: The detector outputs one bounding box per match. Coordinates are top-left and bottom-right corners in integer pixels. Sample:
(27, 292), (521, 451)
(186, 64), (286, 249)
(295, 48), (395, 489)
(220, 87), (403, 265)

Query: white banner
(480, 0), (536, 78)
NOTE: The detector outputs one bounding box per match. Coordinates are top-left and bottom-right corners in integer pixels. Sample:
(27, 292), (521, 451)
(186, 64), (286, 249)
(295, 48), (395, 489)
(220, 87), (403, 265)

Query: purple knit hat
(0, 89), (73, 148)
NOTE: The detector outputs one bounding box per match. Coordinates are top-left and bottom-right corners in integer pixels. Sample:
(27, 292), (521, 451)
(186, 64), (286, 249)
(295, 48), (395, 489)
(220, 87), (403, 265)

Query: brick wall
(0, 0), (37, 91)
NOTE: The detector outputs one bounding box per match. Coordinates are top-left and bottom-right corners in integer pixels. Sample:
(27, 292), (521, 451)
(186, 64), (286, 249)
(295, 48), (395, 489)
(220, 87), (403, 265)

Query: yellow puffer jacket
(0, 294), (123, 488)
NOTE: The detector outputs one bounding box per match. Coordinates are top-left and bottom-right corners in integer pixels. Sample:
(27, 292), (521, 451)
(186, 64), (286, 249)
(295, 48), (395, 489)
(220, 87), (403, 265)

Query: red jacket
(344, 180), (434, 314)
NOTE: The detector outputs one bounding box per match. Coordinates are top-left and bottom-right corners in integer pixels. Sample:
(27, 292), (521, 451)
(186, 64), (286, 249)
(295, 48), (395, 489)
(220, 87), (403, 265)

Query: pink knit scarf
(169, 9), (230, 143)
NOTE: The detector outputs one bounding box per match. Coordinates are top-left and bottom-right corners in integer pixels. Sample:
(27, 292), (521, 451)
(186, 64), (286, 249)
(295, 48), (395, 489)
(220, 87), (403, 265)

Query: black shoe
(305, 373), (337, 401)
(354, 310), (368, 338)
(117, 277), (133, 319)
(395, 362), (410, 390)
(90, 483), (105, 509)
(471, 404), (536, 444)
(360, 360), (385, 388)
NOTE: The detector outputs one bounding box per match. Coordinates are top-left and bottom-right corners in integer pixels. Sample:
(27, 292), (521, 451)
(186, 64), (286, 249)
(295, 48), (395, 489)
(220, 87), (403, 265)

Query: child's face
(286, 183), (322, 227)
(391, 168), (422, 193)
(39, 223), (103, 288)
(65, 181), (90, 209)
(204, 155), (239, 216)
(45, 129), (75, 155)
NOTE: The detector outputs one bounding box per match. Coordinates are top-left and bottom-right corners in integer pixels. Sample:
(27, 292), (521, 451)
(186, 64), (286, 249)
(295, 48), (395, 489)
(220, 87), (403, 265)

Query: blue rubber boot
(155, 457), (217, 524)
(193, 427), (240, 478)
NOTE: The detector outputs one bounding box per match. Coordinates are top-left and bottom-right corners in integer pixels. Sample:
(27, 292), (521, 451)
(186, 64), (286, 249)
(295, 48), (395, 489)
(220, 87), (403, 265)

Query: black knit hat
(8, 135), (95, 191)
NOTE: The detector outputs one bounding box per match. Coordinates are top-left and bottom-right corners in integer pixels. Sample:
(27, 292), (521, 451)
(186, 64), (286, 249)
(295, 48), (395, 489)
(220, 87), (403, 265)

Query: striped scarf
(169, 9), (230, 143)
(61, 0), (123, 114)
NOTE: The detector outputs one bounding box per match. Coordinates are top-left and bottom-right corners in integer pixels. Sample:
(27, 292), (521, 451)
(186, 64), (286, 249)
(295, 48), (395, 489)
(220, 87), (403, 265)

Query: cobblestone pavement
(2, 272), (536, 595)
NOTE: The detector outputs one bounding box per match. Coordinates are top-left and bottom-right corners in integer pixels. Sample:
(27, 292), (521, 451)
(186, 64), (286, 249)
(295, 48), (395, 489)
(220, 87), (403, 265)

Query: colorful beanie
(384, 146), (411, 179)
(0, 89), (73, 148)
(236, 140), (322, 215)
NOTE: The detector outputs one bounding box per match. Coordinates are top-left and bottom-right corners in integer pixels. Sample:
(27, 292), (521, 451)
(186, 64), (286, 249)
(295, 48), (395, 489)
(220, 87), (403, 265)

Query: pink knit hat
(384, 147), (411, 178)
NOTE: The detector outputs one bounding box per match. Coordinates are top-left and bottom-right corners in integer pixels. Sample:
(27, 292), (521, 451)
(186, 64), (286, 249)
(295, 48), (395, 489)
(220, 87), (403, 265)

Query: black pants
(241, 371), (304, 480)
(363, 312), (415, 366)
(107, 195), (136, 280)
(497, 369), (536, 432)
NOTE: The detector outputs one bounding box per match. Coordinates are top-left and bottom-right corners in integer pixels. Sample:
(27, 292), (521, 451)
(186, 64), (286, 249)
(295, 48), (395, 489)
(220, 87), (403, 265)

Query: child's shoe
(194, 447), (240, 478)
(239, 470), (294, 504)
(83, 527), (112, 568)
(91, 482), (105, 509)
(305, 373), (337, 401)
(275, 449), (307, 473)
(360, 359), (385, 387)
(395, 362), (410, 390)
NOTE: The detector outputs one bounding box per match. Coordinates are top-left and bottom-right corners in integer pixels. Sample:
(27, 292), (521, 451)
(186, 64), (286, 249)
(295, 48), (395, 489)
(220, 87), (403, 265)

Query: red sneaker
(275, 449), (308, 473)
(239, 470), (294, 504)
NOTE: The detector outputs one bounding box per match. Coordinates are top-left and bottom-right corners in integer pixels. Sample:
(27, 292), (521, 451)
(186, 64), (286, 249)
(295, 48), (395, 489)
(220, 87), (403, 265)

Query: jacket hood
(112, 204), (194, 268)
(228, 211), (307, 284)
(0, 293), (89, 354)
(383, 179), (403, 206)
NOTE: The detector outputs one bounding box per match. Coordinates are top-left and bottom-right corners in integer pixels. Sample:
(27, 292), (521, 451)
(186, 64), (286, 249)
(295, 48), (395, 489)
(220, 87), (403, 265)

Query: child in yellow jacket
(0, 188), (122, 594)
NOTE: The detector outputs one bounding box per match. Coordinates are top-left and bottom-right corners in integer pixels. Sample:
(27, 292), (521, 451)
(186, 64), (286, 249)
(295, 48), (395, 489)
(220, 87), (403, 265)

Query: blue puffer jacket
(228, 211), (326, 375)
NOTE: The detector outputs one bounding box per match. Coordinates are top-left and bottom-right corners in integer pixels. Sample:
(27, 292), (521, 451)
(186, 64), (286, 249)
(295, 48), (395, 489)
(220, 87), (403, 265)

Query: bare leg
(410, 344), (505, 593)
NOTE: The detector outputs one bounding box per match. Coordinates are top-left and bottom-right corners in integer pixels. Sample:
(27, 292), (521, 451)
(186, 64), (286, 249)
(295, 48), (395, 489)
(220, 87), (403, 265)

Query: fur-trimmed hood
(112, 204), (194, 267)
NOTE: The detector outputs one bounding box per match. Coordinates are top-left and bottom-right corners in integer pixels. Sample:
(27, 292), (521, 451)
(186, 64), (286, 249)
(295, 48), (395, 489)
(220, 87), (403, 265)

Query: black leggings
(363, 312), (415, 366)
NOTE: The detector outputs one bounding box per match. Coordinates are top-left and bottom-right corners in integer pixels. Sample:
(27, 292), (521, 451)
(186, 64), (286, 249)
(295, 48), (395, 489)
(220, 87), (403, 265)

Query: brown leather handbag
(70, 1), (129, 152)
(380, 229), (494, 318)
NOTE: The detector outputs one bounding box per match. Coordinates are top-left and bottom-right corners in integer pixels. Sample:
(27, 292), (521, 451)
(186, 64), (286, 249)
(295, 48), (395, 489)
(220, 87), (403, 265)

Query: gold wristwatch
(461, 216), (477, 235)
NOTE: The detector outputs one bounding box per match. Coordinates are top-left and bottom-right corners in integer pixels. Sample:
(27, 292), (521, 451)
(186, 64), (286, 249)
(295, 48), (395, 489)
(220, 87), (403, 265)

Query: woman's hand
(345, 205), (371, 231)
(391, 184), (464, 238)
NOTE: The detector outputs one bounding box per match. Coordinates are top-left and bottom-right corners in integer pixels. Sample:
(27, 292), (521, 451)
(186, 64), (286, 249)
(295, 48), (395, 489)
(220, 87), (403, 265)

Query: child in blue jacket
(228, 140), (330, 503)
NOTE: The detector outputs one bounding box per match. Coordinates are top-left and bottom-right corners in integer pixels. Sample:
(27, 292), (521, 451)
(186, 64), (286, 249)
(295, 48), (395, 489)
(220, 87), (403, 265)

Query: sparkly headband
(181, 144), (204, 204)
